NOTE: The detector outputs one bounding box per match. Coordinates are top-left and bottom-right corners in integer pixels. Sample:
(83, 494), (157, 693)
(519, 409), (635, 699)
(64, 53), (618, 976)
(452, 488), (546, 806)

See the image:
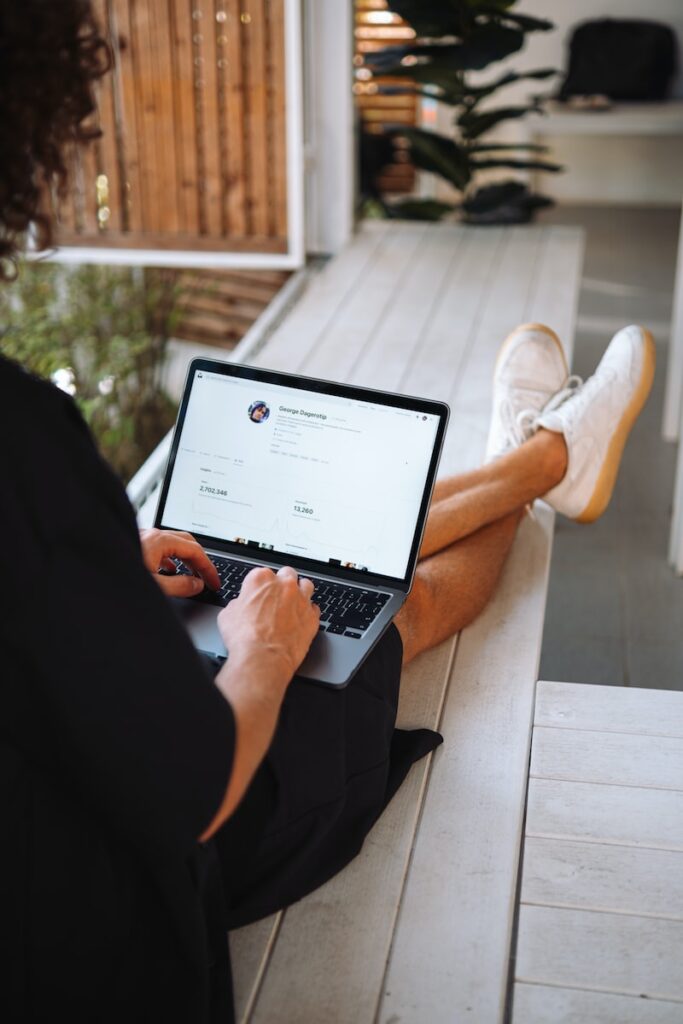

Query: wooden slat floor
(513, 680), (683, 1023)
(219, 221), (585, 1023)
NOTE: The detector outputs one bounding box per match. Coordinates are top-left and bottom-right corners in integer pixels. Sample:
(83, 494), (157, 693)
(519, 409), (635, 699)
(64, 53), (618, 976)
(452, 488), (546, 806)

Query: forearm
(199, 649), (291, 841)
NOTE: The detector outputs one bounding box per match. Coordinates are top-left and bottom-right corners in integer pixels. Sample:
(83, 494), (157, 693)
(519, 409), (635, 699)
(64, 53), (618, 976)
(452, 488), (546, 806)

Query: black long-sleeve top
(0, 356), (236, 1022)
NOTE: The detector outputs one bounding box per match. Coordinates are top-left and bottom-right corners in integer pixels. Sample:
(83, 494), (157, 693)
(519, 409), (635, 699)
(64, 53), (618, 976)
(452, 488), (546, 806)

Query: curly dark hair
(0, 1), (110, 280)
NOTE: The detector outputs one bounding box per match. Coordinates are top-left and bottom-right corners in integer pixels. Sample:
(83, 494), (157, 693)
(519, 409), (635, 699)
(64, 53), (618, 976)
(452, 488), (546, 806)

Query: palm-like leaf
(458, 103), (542, 139)
(469, 141), (549, 152)
(464, 68), (556, 102)
(477, 7), (554, 31)
(462, 180), (553, 214)
(365, 27), (524, 76)
(397, 127), (471, 190)
(389, 199), (456, 221)
(387, 0), (462, 37)
(362, 2), (562, 222)
(471, 157), (563, 172)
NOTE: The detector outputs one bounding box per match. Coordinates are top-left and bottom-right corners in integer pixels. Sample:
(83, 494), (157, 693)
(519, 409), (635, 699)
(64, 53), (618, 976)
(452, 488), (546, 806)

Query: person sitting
(0, 4), (654, 1022)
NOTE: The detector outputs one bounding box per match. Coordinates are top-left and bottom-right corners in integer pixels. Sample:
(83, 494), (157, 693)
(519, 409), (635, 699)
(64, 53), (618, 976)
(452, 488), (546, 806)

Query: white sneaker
(537, 325), (656, 522)
(485, 323), (569, 462)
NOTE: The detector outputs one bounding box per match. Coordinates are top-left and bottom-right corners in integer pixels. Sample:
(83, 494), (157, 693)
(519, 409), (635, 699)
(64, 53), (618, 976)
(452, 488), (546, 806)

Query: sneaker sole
(576, 327), (656, 524)
(494, 322), (569, 379)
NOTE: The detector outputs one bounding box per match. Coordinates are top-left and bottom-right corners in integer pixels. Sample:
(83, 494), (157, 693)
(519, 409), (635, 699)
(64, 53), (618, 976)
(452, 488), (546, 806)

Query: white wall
(303, 0), (354, 253)
(519, 0), (683, 100)
(434, 1), (683, 206)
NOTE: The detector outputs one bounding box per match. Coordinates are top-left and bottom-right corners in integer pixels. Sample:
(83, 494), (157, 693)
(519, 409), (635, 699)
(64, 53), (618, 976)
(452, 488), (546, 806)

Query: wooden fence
(53, 0), (288, 253)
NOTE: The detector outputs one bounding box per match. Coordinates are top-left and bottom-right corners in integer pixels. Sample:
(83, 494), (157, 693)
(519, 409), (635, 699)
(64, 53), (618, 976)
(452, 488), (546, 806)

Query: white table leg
(661, 200), (683, 441)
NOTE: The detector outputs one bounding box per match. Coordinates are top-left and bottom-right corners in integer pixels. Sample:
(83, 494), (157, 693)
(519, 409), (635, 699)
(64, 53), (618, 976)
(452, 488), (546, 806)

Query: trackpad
(170, 598), (227, 658)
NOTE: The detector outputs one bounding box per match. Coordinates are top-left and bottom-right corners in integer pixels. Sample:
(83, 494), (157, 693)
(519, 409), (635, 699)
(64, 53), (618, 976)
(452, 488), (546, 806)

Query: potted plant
(360, 0), (562, 224)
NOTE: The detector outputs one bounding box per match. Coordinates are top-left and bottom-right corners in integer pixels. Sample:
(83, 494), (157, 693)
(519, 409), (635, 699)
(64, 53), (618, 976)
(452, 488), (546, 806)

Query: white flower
(98, 375), (115, 396)
(51, 366), (76, 396)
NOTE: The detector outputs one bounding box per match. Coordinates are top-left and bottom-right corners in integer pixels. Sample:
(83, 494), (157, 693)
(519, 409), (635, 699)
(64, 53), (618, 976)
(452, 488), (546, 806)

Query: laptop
(154, 358), (449, 687)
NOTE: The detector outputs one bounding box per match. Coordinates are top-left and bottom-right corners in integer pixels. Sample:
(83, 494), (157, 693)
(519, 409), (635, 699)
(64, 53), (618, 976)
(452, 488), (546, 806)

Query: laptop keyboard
(171, 555), (391, 638)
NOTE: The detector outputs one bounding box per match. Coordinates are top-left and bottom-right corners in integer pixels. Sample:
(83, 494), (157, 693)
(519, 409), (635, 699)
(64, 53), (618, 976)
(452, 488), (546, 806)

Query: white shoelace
(506, 374), (584, 519)
(511, 374), (584, 444)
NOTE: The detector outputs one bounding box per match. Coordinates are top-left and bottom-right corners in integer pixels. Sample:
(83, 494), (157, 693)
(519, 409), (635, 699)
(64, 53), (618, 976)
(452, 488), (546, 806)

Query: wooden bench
(513, 680), (683, 1022)
(134, 221), (584, 1022)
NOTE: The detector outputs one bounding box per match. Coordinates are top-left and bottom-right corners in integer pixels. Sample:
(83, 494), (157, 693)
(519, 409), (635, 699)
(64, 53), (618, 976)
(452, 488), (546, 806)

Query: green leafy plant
(359, 0), (562, 223)
(0, 263), (179, 480)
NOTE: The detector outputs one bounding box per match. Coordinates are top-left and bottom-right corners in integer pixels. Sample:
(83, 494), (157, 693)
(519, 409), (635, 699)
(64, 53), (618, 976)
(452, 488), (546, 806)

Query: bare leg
(395, 428), (568, 664)
(421, 428), (567, 559)
(396, 510), (523, 665)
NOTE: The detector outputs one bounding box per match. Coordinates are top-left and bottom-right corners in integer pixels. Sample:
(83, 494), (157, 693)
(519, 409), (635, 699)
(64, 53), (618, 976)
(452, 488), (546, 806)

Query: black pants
(213, 625), (442, 929)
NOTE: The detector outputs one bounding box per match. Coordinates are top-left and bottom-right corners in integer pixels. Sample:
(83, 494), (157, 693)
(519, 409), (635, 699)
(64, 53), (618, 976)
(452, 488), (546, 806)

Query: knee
(395, 575), (436, 664)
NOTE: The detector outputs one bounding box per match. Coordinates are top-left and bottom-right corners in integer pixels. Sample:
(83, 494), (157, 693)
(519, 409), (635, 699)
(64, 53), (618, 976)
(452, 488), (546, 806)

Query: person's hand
(217, 566), (320, 681)
(140, 528), (220, 598)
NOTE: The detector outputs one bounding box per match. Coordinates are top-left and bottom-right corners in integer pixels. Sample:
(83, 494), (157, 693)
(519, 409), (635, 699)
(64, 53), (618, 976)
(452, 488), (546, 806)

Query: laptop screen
(157, 362), (447, 584)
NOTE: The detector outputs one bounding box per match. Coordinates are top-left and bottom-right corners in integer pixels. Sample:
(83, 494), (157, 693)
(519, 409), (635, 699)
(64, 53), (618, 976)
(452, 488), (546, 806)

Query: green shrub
(0, 262), (178, 481)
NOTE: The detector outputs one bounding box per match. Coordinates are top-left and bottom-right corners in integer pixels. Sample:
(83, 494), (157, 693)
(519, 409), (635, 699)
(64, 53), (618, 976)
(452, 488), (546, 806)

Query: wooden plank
(395, 226), (505, 405)
(230, 914), (281, 1024)
(174, 325), (242, 347)
(223, 0), (248, 237)
(180, 273), (285, 304)
(430, 223), (582, 473)
(252, 223), (390, 370)
(530, 726), (683, 792)
(169, 0), (200, 234)
(92, 0), (123, 234)
(181, 293), (266, 320)
(196, 0), (223, 236)
(129, 0), (162, 231)
(149, 0), (180, 233)
(523, 226), (584, 361)
(513, 982), (683, 1023)
(231, 268), (290, 286)
(450, 226), (545, 408)
(516, 904), (683, 1002)
(521, 836), (683, 920)
(54, 230), (286, 253)
(535, 680), (683, 739)
(301, 223), (428, 381)
(347, 225), (465, 393)
(56, 145), (79, 234)
(243, 0), (269, 237)
(526, 777), (683, 851)
(176, 309), (255, 334)
(110, 0), (143, 231)
(78, 124), (101, 236)
(187, 267), (289, 290)
(266, 0), (287, 240)
(440, 227), (546, 474)
(248, 639), (457, 1024)
(379, 508), (555, 1024)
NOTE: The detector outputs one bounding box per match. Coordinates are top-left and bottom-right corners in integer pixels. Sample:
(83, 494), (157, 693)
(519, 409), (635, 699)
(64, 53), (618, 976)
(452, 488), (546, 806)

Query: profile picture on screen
(248, 400), (270, 424)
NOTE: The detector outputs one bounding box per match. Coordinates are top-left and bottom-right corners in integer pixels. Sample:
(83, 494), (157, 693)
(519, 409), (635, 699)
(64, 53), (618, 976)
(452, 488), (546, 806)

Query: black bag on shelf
(559, 18), (678, 102)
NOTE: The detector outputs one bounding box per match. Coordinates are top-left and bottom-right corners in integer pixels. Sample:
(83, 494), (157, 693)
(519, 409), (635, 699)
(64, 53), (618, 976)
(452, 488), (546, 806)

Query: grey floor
(537, 204), (683, 690)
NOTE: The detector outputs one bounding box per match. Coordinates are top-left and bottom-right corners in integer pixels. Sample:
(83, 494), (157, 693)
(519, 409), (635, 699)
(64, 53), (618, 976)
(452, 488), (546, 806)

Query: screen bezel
(154, 358), (450, 591)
